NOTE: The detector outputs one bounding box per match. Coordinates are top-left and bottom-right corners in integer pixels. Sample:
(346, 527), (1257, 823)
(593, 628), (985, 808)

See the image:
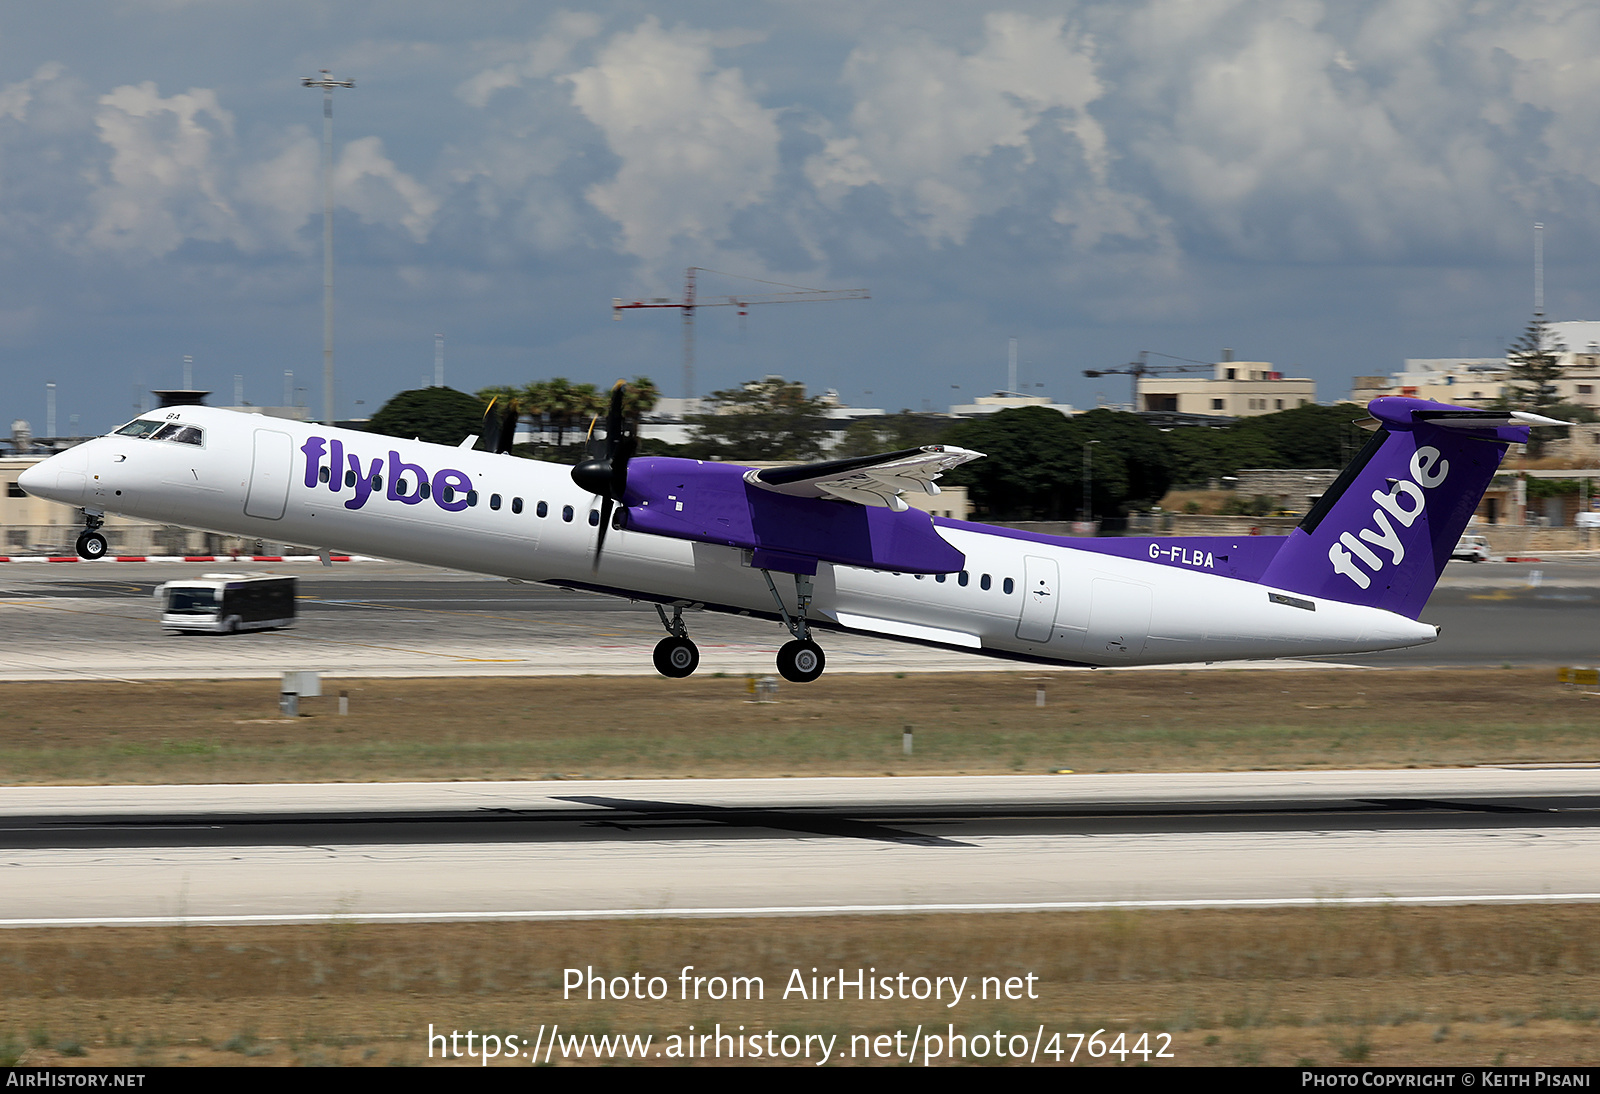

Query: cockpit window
(151, 423), (204, 446)
(113, 419), (165, 438)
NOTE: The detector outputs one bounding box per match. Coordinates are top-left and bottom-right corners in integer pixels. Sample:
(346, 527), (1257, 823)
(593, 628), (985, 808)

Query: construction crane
(613, 267), (870, 401)
(1083, 350), (1215, 411)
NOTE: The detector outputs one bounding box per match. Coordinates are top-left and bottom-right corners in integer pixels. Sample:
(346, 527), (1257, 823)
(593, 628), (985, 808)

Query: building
(1349, 359), (1509, 407)
(947, 392), (1075, 418)
(1136, 359), (1315, 417)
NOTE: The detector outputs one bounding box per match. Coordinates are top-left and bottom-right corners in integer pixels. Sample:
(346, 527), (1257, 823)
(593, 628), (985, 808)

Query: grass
(0, 668), (1598, 784)
(2, 907), (1598, 1066)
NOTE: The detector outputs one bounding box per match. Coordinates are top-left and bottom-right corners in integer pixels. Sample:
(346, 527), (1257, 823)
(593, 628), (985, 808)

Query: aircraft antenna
(612, 267), (870, 402)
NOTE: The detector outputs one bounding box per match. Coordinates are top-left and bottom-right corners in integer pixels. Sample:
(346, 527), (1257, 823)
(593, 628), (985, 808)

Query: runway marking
(6, 893), (1600, 928)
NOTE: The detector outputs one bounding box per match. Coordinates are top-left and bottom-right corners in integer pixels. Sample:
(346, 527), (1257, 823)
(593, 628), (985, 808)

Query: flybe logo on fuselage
(299, 436), (473, 513)
(1327, 444), (1448, 590)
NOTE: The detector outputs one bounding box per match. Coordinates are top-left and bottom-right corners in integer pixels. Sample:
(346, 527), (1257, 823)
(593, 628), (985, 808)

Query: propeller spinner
(571, 382), (637, 569)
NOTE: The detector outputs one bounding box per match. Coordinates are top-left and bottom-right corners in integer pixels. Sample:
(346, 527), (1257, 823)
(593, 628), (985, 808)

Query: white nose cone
(15, 460), (47, 496)
(16, 453), (85, 505)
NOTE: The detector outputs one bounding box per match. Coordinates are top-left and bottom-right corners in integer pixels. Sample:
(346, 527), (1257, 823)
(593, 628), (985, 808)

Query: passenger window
(981, 574), (992, 591)
(1003, 577), (1014, 594)
(935, 573), (946, 583)
(958, 571), (969, 587)
(562, 505), (574, 522)
(588, 509), (600, 526)
(396, 478), (410, 497)
(372, 474), (383, 491)
(467, 490), (479, 507)
(419, 481), (431, 499)
(345, 470), (356, 488)
(442, 485), (455, 503)
(490, 493), (501, 511)
(318, 466), (330, 484)
(537, 501), (548, 518)
(512, 497), (523, 514)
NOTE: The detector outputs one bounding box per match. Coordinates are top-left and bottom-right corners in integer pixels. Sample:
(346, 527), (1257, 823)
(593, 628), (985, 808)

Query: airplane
(15, 387), (1558, 681)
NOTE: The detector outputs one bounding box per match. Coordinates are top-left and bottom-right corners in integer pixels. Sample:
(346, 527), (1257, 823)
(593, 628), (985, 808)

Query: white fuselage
(19, 406), (1438, 666)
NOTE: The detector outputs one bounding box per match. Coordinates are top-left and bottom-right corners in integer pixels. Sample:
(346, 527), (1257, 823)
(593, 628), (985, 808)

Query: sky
(4, 0), (1600, 435)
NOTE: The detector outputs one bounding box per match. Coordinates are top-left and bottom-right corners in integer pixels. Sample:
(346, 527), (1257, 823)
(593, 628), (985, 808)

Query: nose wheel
(75, 530), (108, 560)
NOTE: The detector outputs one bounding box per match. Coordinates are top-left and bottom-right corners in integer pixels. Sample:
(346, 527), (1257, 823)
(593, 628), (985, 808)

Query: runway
(4, 769), (1598, 925)
(0, 557), (1598, 680)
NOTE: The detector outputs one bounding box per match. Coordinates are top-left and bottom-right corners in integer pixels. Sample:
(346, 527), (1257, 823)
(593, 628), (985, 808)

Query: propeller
(479, 396), (519, 454)
(571, 382), (637, 570)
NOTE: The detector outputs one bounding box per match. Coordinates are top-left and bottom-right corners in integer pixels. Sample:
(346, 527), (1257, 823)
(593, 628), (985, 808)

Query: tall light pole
(302, 69), (354, 426)
(1081, 439), (1100, 524)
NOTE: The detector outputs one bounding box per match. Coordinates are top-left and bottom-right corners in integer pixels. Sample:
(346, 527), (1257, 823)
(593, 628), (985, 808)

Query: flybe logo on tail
(1327, 445), (1448, 589)
(299, 436), (473, 513)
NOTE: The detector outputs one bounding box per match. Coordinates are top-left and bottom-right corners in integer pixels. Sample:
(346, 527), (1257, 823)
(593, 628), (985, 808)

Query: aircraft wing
(743, 445), (983, 512)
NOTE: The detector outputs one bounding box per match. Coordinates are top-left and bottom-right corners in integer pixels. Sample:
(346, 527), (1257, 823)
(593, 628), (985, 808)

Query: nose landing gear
(75, 512), (108, 560)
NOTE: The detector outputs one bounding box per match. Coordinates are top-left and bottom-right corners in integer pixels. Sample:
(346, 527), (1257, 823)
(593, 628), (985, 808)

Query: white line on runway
(7, 892), (1600, 928)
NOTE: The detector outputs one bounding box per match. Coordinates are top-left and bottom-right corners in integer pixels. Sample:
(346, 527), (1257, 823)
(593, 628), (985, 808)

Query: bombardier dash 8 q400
(17, 387), (1558, 682)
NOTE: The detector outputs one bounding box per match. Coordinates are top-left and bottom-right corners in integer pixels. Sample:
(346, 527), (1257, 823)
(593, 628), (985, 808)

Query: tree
(366, 387), (486, 446)
(834, 412), (959, 457)
(685, 377), (833, 461)
(943, 406), (1175, 521)
(1505, 316), (1566, 458)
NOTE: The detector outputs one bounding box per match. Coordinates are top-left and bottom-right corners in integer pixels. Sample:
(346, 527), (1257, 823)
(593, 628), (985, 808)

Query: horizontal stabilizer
(1411, 409), (1571, 429)
(746, 445), (983, 510)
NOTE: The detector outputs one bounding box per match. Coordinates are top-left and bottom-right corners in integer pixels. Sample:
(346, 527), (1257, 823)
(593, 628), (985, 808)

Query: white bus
(155, 573), (296, 634)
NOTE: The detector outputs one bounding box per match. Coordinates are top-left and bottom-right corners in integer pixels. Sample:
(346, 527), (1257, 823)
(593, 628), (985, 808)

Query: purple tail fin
(1257, 397), (1530, 619)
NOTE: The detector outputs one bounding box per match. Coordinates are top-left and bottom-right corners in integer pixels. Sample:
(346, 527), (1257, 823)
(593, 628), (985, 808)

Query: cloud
(567, 17), (781, 269)
(334, 136), (440, 242)
(805, 13), (1150, 249)
(85, 82), (250, 255)
(0, 62), (65, 123)
(456, 11), (606, 108)
(82, 81), (438, 257)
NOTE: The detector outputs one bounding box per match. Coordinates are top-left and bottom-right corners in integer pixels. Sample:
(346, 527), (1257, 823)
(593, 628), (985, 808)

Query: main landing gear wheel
(776, 639), (825, 683)
(75, 531), (108, 560)
(653, 636), (700, 678)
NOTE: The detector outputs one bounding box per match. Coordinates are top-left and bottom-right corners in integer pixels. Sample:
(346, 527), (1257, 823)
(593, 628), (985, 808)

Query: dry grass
(0, 668), (1595, 784)
(2, 907), (1597, 1066)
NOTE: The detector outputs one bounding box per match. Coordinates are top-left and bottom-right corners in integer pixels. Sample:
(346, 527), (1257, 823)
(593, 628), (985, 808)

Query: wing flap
(745, 445), (983, 509)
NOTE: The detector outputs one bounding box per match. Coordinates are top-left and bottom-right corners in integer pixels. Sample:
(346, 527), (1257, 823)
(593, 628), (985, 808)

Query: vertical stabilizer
(1257, 397), (1537, 619)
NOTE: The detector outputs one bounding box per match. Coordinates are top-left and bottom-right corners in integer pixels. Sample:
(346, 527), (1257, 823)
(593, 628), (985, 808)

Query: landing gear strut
(652, 604), (699, 678)
(760, 569), (827, 683)
(75, 512), (108, 561)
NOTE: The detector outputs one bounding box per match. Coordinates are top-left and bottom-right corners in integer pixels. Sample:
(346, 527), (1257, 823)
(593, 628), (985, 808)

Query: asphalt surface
(0, 556), (1597, 679)
(3, 771), (1597, 924)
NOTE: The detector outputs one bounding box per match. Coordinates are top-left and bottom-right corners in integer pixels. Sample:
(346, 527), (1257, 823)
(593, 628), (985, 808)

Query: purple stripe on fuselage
(929, 517), (1288, 582)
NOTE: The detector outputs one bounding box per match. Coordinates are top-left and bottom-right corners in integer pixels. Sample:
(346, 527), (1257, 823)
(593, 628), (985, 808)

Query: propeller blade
(573, 381), (635, 572)
(592, 495), (614, 572)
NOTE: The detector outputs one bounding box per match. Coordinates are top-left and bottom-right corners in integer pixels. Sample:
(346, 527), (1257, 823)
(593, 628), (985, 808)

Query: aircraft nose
(16, 450), (86, 505)
(15, 459), (49, 497)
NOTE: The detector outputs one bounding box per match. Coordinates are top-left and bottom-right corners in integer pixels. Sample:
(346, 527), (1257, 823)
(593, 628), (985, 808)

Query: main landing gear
(75, 512), (108, 560)
(761, 569), (826, 683)
(652, 604), (700, 678)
